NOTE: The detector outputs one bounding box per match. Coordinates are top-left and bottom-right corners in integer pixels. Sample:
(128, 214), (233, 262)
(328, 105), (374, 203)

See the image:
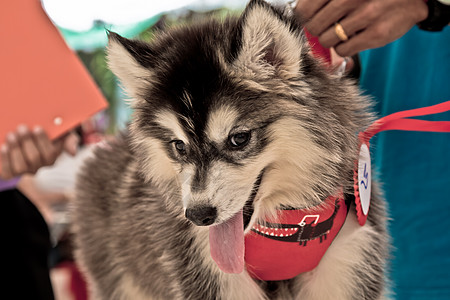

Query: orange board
(0, 0), (108, 167)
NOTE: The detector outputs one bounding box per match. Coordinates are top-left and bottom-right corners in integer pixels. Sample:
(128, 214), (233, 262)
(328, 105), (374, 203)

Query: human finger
(294, 0), (329, 22)
(0, 144), (14, 180)
(329, 48), (355, 75)
(305, 0), (360, 37)
(318, 4), (375, 50)
(334, 28), (383, 57)
(16, 125), (42, 173)
(32, 126), (60, 166)
(61, 131), (79, 156)
(334, 14), (409, 57)
(334, 5), (424, 57)
(320, 0), (428, 55)
(5, 132), (29, 176)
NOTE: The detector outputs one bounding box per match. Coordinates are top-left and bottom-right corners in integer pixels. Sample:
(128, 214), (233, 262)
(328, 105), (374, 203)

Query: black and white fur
(72, 0), (390, 299)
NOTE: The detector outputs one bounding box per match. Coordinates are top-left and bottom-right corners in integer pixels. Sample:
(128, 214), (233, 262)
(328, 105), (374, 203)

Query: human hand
(329, 47), (355, 75)
(0, 125), (79, 180)
(295, 0), (428, 57)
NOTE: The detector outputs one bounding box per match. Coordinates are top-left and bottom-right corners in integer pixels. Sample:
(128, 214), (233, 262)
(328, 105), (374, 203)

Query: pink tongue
(209, 210), (244, 274)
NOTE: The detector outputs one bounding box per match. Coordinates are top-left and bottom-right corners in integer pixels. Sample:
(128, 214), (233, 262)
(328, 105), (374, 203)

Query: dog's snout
(185, 206), (217, 226)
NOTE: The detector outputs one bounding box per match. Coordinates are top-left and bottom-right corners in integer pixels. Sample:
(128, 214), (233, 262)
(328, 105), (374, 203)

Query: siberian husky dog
(73, 0), (389, 299)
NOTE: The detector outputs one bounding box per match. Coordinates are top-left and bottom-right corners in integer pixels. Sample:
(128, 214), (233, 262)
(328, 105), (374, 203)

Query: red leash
(355, 100), (450, 225)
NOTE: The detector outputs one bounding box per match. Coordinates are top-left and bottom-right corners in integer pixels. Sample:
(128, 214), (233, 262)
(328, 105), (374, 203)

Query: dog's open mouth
(209, 170), (264, 274)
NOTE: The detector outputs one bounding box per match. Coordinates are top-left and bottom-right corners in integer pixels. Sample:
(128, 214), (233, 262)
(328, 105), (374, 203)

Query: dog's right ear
(107, 31), (155, 100)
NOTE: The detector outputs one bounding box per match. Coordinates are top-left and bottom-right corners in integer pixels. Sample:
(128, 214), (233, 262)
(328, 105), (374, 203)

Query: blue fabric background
(359, 26), (450, 299)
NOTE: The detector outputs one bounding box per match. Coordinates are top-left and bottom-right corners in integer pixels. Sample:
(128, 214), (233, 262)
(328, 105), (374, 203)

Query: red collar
(244, 195), (349, 281)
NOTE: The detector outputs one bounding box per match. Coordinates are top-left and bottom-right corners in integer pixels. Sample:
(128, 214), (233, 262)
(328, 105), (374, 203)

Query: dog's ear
(234, 0), (305, 80)
(107, 32), (155, 100)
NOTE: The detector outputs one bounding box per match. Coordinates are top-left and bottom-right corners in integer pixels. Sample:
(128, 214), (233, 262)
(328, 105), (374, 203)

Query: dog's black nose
(185, 206), (217, 226)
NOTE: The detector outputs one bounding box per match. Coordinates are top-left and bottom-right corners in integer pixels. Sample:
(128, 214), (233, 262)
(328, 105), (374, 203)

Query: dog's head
(107, 0), (372, 236)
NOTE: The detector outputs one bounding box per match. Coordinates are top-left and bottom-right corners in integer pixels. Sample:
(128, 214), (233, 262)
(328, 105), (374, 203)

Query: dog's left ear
(234, 0), (305, 80)
(106, 32), (155, 100)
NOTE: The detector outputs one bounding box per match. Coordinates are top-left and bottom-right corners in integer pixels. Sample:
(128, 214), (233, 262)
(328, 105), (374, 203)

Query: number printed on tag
(358, 143), (371, 215)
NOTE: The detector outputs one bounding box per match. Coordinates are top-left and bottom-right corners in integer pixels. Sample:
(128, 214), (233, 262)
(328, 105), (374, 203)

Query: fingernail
(33, 126), (43, 134)
(17, 124), (28, 135)
(6, 132), (16, 143)
(0, 144), (7, 153)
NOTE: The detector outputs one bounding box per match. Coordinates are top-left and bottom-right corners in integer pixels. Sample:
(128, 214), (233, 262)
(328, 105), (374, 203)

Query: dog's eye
(229, 132), (251, 148)
(173, 140), (186, 154)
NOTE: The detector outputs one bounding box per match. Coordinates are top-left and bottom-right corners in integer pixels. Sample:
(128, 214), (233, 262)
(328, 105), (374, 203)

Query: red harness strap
(304, 28), (331, 66)
(354, 100), (450, 225)
(244, 195), (348, 281)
